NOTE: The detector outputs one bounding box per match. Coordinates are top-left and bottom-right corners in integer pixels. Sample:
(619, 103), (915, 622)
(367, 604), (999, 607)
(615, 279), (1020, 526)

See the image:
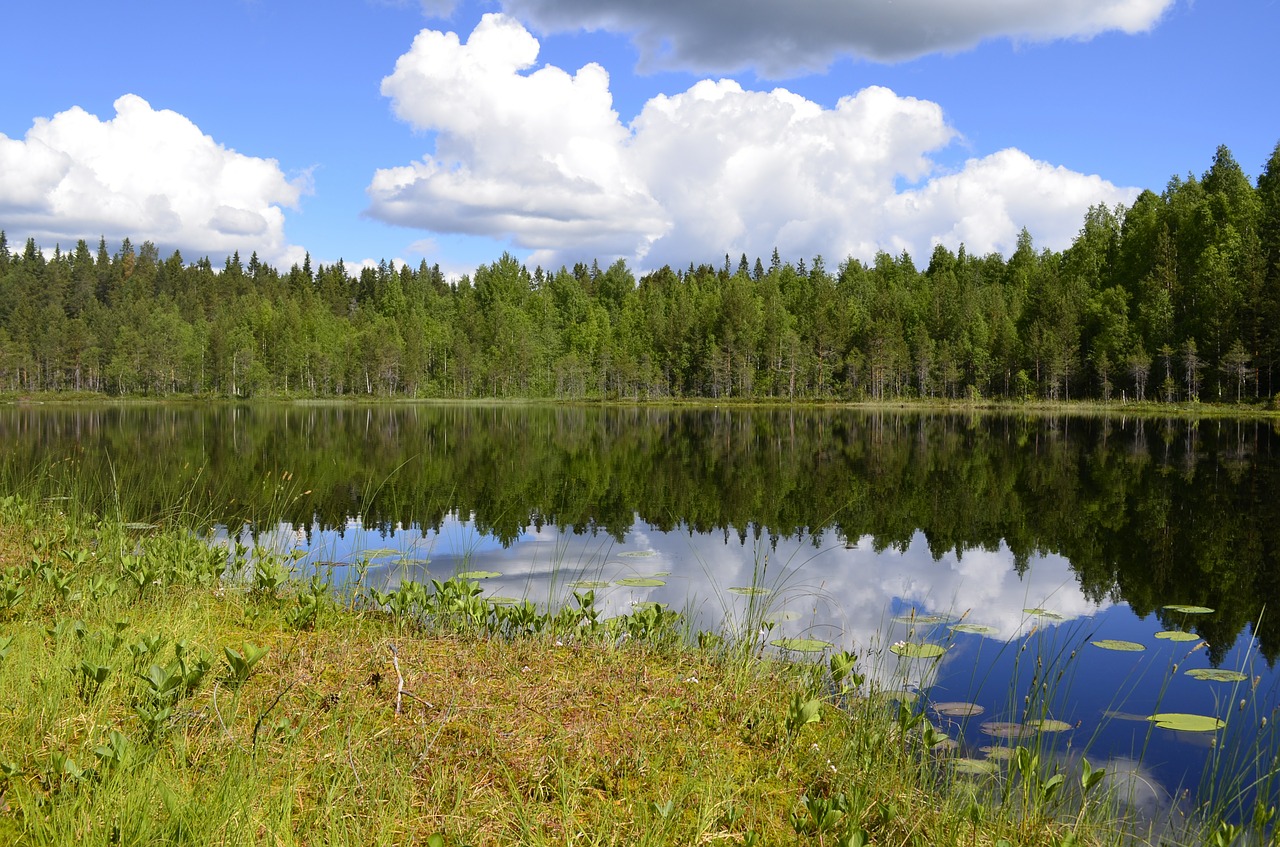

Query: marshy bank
(0, 494), (1266, 847)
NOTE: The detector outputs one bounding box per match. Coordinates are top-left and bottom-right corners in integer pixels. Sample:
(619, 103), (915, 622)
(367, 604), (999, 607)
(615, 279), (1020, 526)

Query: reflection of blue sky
(226, 512), (1278, 829)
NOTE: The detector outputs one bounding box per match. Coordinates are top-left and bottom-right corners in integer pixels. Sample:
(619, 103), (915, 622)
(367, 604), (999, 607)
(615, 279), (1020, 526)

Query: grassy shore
(0, 494), (1233, 846)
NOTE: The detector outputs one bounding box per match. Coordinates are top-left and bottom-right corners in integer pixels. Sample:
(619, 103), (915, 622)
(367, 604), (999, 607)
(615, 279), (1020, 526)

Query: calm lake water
(5, 403), (1280, 829)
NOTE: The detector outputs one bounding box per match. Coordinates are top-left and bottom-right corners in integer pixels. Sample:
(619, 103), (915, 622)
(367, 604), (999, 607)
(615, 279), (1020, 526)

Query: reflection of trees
(2, 406), (1278, 663)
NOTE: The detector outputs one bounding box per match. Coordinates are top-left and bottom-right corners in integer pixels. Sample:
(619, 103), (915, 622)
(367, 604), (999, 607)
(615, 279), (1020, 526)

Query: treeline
(1, 142), (1278, 402)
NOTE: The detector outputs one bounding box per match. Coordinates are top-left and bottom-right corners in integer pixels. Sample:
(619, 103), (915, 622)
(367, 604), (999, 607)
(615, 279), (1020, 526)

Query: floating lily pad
(360, 548), (402, 558)
(1149, 712), (1225, 732)
(864, 688), (919, 706)
(931, 701), (985, 717)
(631, 601), (668, 611)
(769, 637), (832, 653)
(979, 721), (1034, 740)
(951, 758), (999, 776)
(456, 570), (501, 580)
(728, 586), (773, 597)
(1091, 639), (1146, 652)
(487, 596), (520, 605)
(1184, 668), (1249, 683)
(980, 745), (1016, 761)
(569, 580), (611, 590)
(1154, 630), (1200, 642)
(616, 577), (666, 587)
(1164, 605), (1214, 615)
(890, 641), (947, 659)
(1023, 608), (1065, 621)
(892, 613), (952, 625)
(950, 623), (1000, 636)
(931, 737), (960, 753)
(618, 550), (658, 558)
(1028, 719), (1074, 733)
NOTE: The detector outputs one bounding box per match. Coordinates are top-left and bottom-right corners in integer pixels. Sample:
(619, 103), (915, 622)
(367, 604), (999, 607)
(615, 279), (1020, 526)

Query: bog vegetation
(2, 488), (1271, 846)
(1, 143), (1279, 403)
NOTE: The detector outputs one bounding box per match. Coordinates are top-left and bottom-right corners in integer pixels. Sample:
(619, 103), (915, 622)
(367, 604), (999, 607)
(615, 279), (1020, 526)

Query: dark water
(5, 403), (1280, 828)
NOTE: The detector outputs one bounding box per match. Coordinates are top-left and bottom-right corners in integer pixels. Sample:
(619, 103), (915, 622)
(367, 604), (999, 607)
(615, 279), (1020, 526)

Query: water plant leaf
(618, 551), (657, 558)
(889, 641), (946, 659)
(931, 701), (985, 717)
(980, 745), (1015, 761)
(1023, 608), (1065, 621)
(1028, 719), (1073, 733)
(951, 758), (999, 775)
(360, 548), (401, 558)
(770, 637), (832, 653)
(1163, 604), (1214, 615)
(122, 522), (158, 531)
(569, 580), (611, 589)
(455, 570), (501, 580)
(631, 601), (667, 611)
(1154, 630), (1200, 642)
(1149, 712), (1225, 732)
(864, 688), (919, 706)
(616, 577), (666, 587)
(487, 596), (520, 605)
(950, 623), (999, 636)
(979, 721), (1034, 740)
(892, 613), (952, 625)
(728, 587), (773, 596)
(1184, 668), (1249, 683)
(1090, 639), (1146, 652)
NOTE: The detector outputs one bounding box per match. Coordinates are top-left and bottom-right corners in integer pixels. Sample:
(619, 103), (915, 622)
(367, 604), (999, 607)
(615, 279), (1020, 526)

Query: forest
(1, 142), (1278, 403)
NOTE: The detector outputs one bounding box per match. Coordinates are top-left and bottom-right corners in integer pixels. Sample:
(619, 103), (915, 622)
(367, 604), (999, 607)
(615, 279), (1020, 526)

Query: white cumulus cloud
(0, 94), (308, 266)
(367, 15), (1138, 270)
(502, 0), (1175, 74)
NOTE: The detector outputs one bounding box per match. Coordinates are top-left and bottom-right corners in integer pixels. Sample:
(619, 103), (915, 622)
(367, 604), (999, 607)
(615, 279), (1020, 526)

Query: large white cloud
(0, 95), (307, 265)
(501, 0), (1175, 74)
(367, 15), (1138, 270)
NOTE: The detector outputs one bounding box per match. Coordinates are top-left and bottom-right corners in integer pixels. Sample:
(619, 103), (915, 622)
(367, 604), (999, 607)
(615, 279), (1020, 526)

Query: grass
(0, 493), (1256, 847)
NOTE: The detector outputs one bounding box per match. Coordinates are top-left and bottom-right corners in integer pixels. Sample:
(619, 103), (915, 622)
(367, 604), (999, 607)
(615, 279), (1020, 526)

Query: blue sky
(1, 1), (1276, 276)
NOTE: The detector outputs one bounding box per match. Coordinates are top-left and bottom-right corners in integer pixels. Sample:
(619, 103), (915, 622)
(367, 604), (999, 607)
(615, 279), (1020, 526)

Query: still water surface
(5, 403), (1280, 826)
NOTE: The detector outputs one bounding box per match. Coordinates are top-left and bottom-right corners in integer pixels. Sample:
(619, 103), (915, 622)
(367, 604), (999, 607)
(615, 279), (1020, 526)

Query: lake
(5, 403), (1279, 830)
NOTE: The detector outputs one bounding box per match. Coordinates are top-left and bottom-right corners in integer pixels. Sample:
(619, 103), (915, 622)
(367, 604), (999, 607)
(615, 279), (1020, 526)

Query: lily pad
(569, 580), (611, 590)
(892, 613), (952, 625)
(1164, 604), (1214, 615)
(865, 688), (919, 706)
(487, 596), (520, 605)
(1184, 668), (1249, 683)
(728, 586), (773, 597)
(631, 601), (668, 611)
(950, 623), (1000, 636)
(769, 637), (832, 653)
(455, 570), (501, 580)
(1154, 630), (1200, 642)
(980, 745), (1016, 761)
(1028, 719), (1074, 733)
(618, 550), (658, 558)
(951, 758), (999, 776)
(616, 577), (666, 587)
(1091, 639), (1146, 652)
(360, 548), (402, 558)
(890, 641), (947, 659)
(979, 721), (1034, 740)
(1149, 712), (1225, 732)
(1023, 608), (1065, 621)
(931, 701), (985, 718)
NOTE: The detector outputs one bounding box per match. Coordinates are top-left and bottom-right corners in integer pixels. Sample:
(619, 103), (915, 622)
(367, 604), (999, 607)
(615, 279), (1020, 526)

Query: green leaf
(616, 577), (666, 587)
(890, 641), (946, 659)
(1090, 639), (1146, 652)
(950, 623), (999, 636)
(727, 586), (772, 596)
(455, 570), (501, 579)
(1154, 630), (1200, 642)
(930, 701), (984, 717)
(770, 637), (832, 653)
(1163, 604), (1214, 615)
(1149, 712), (1225, 732)
(1184, 668), (1249, 683)
(1023, 608), (1065, 620)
